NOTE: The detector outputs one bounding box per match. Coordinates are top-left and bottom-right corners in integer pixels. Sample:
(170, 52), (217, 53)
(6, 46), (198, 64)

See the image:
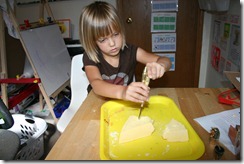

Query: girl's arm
(84, 65), (150, 103)
(136, 47), (172, 80)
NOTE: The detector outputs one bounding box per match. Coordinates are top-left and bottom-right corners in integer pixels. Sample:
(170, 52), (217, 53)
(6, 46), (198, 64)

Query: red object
(24, 19), (31, 27)
(8, 84), (39, 109)
(218, 89), (240, 106)
(0, 78), (41, 109)
(211, 45), (221, 71)
(0, 78), (41, 84)
(19, 25), (26, 30)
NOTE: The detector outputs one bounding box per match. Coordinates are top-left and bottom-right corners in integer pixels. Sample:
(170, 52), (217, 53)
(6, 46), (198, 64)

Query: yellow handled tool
(138, 66), (150, 119)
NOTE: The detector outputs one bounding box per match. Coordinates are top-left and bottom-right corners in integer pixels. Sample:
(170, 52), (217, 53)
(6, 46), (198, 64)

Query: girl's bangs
(94, 20), (120, 39)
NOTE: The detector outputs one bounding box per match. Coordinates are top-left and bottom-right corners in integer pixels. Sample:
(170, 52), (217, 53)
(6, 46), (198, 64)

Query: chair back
(69, 54), (89, 109)
(57, 54), (89, 133)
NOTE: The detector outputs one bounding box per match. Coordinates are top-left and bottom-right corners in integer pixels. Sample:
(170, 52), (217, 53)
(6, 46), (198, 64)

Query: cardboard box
(224, 71), (240, 92)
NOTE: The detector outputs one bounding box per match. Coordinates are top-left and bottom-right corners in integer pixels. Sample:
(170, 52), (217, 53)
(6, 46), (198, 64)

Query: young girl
(79, 1), (171, 104)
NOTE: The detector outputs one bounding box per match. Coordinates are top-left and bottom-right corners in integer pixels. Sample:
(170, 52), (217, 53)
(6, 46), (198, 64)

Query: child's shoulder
(124, 43), (138, 51)
(121, 43), (138, 59)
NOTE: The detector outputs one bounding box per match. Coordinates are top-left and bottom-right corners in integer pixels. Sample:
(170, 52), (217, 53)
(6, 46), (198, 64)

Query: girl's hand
(121, 82), (150, 103)
(146, 62), (166, 80)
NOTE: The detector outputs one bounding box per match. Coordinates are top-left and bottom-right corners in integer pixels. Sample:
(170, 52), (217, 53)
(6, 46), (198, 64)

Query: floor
(40, 123), (61, 160)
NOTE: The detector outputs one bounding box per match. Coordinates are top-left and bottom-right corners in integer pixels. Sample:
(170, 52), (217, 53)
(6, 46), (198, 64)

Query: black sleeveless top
(83, 43), (138, 92)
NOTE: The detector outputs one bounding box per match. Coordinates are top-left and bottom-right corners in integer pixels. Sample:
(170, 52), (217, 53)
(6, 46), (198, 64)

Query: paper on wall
(0, 0), (19, 39)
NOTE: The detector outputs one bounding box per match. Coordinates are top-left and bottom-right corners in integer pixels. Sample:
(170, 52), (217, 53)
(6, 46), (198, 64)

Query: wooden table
(45, 88), (240, 160)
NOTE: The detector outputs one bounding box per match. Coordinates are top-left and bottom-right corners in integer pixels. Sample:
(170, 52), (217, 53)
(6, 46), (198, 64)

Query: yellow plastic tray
(100, 96), (205, 160)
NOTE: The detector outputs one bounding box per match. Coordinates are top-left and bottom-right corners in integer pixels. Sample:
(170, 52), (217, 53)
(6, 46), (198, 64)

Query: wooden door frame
(194, 9), (204, 87)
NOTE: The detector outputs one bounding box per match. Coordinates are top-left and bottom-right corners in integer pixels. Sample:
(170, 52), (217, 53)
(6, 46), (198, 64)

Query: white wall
(198, 12), (212, 88)
(15, 0), (116, 39)
(198, 0), (241, 88)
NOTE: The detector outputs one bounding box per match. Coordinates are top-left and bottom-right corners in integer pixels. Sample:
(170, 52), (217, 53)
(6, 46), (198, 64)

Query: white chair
(57, 54), (89, 133)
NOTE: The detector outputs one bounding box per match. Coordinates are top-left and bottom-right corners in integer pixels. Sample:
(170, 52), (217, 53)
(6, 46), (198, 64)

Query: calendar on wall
(150, 0), (178, 71)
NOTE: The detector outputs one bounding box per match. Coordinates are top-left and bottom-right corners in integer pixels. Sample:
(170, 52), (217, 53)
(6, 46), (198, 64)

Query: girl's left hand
(146, 62), (166, 80)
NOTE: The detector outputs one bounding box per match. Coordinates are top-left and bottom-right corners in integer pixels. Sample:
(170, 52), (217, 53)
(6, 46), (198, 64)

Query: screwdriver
(138, 66), (150, 119)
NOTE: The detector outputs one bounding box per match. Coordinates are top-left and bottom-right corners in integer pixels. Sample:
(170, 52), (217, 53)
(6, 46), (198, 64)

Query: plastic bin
(8, 114), (48, 160)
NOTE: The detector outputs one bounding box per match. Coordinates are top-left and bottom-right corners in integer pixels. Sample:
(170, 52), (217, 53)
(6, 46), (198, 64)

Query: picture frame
(57, 19), (71, 39)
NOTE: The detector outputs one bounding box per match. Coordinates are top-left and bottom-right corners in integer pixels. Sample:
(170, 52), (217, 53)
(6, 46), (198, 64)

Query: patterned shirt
(83, 43), (138, 92)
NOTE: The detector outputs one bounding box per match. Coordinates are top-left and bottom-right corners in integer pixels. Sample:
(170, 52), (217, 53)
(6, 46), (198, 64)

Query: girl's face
(96, 31), (123, 57)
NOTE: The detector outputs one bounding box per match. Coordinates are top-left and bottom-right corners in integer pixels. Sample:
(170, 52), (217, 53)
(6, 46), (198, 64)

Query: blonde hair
(79, 1), (126, 63)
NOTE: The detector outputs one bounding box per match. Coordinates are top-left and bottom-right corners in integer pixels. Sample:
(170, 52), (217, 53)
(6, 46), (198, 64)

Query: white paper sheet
(0, 0), (19, 39)
(152, 33), (176, 52)
(151, 12), (177, 32)
(151, 0), (178, 12)
(194, 108), (240, 155)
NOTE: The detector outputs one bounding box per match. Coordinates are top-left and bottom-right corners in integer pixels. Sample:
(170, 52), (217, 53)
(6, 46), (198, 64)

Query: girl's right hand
(121, 82), (150, 103)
